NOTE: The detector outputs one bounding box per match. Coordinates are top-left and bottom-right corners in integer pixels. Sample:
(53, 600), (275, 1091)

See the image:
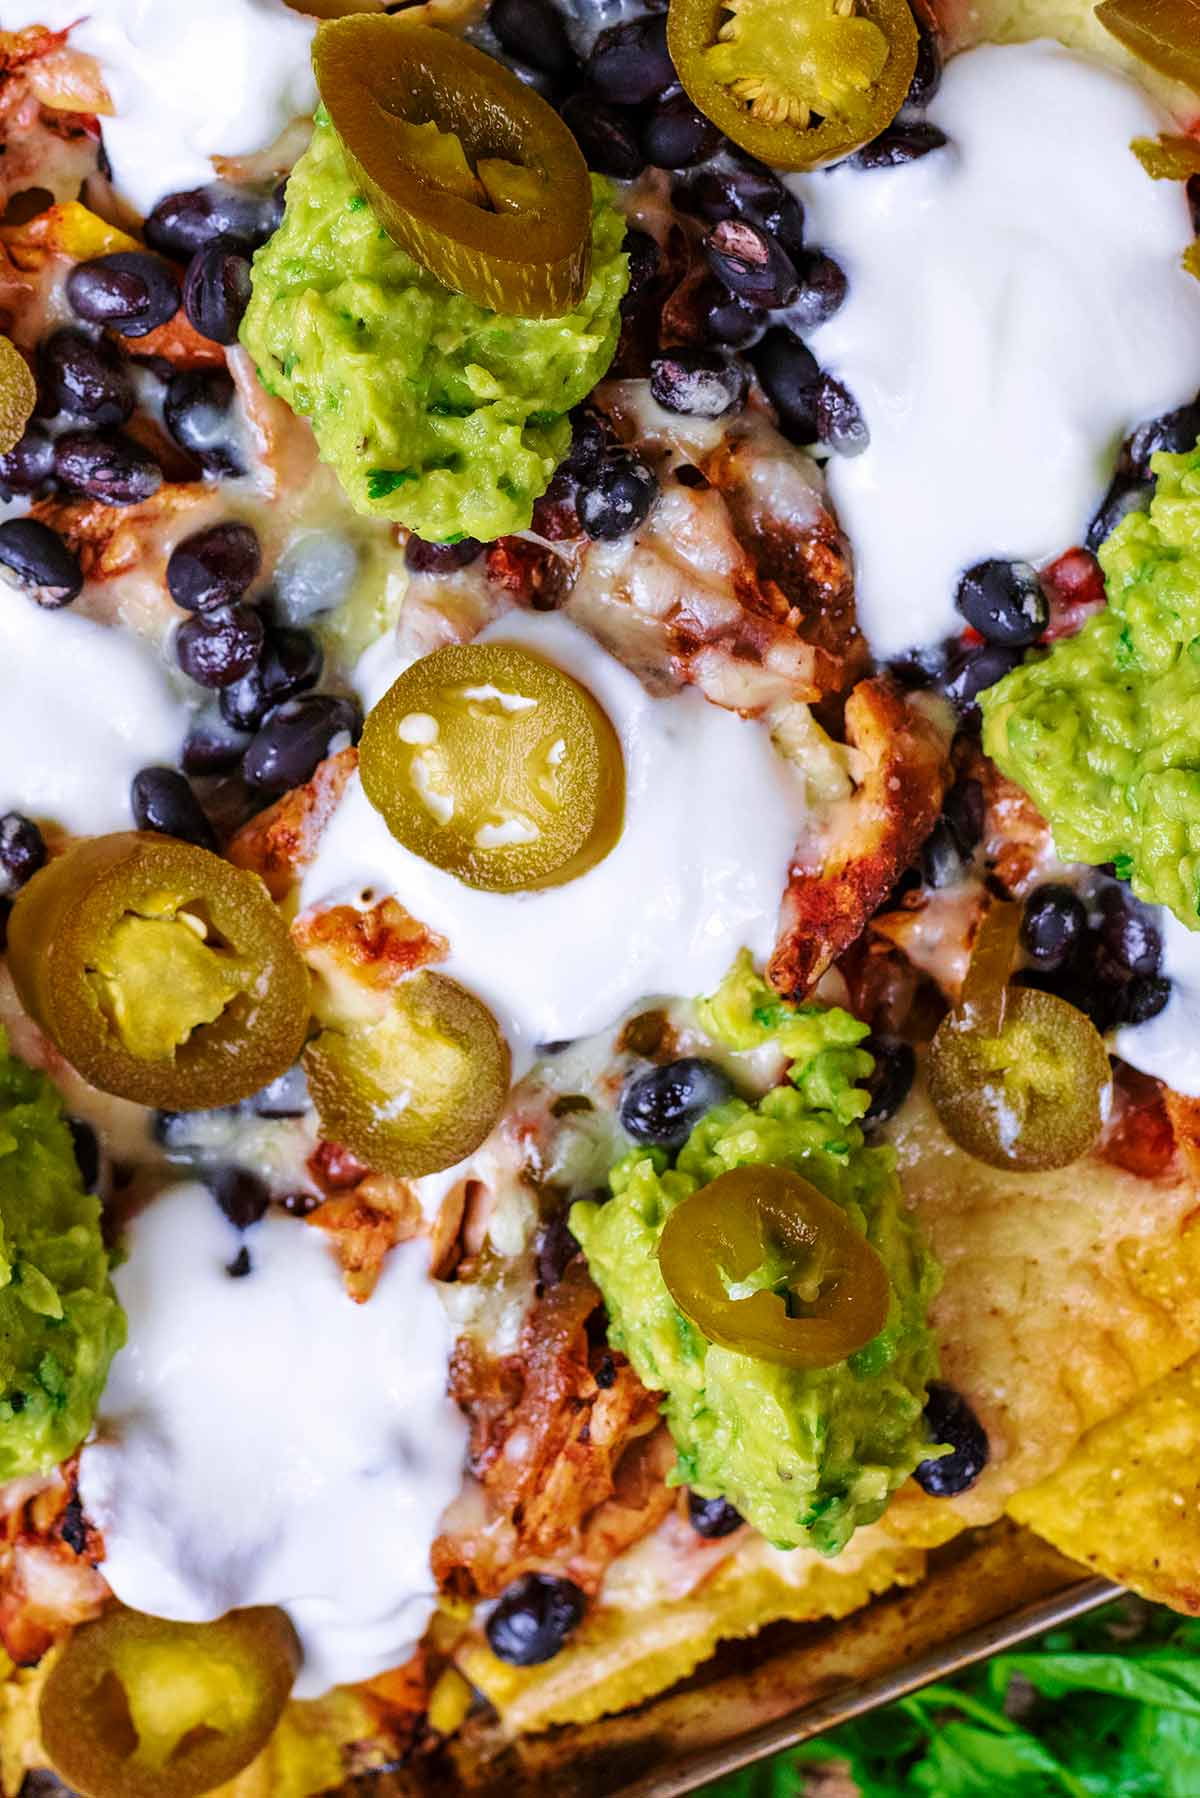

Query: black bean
(1098, 885), (1161, 978)
(853, 121), (948, 169)
(250, 1064), (311, 1119)
(1128, 396), (1200, 477)
(887, 643), (948, 692)
(816, 374), (869, 456)
(0, 899), (9, 954)
(163, 369), (244, 479)
(619, 1057), (733, 1151)
(54, 431), (162, 506)
(183, 238), (253, 346)
(906, 14), (943, 106)
(0, 813), (46, 895)
(920, 819), (965, 889)
(914, 1383), (989, 1495)
(0, 519), (83, 606)
(576, 451), (658, 541)
(687, 1491), (743, 1538)
(1116, 974), (1171, 1025)
(145, 181), (281, 257)
(242, 694), (363, 794)
(536, 1213), (580, 1289)
(705, 217), (798, 309)
(485, 1574), (586, 1666)
(206, 1164), (270, 1231)
(404, 533), (486, 574)
(1086, 472), (1153, 553)
(1190, 175), (1200, 236)
(1021, 884), (1085, 968)
(219, 623), (323, 731)
(640, 90), (721, 169)
(676, 161), (803, 253)
(167, 521), (262, 612)
(563, 403), (614, 476)
(66, 252), (180, 337)
(130, 766), (219, 852)
(954, 559), (1047, 648)
(0, 425), (56, 496)
(863, 1037), (916, 1126)
(789, 250), (848, 331)
(559, 93), (644, 180)
(489, 0), (577, 81)
(585, 14), (674, 105)
(622, 227), (661, 307)
(694, 279), (762, 348)
(942, 778), (985, 858)
(67, 1117), (100, 1193)
(674, 463), (709, 488)
(39, 328), (133, 427)
(749, 326), (821, 444)
(1014, 962), (1120, 1035)
(182, 712), (250, 776)
(226, 1246), (253, 1278)
(943, 641), (1022, 714)
(175, 603), (265, 688)
(649, 348), (745, 418)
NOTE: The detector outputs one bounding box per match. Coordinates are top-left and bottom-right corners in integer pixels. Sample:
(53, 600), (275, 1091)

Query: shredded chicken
(227, 747), (359, 899)
(0, 1463), (107, 1667)
(770, 680), (953, 997)
(0, 29), (100, 213)
(293, 897), (449, 1002)
(435, 1260), (664, 1598)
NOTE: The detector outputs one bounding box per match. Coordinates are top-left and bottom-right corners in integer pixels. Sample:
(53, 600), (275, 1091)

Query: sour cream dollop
(1, 0), (317, 217)
(794, 41), (1200, 659)
(303, 610), (810, 1064)
(0, 583), (186, 834)
(79, 1184), (465, 1698)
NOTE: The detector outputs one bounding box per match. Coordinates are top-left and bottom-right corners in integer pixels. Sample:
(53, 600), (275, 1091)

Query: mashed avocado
(241, 110), (629, 544)
(981, 439), (1200, 928)
(571, 958), (941, 1556)
(0, 1032), (125, 1479)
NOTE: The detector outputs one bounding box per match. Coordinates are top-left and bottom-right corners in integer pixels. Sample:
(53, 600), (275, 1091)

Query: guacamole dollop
(0, 1031), (125, 1479)
(241, 110), (629, 544)
(571, 958), (941, 1556)
(981, 439), (1200, 928)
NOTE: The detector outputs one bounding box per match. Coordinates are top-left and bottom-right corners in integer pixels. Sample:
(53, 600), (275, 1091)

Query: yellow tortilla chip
(456, 1527), (925, 1734)
(1009, 1354), (1200, 1612)
(881, 1077), (1200, 1548)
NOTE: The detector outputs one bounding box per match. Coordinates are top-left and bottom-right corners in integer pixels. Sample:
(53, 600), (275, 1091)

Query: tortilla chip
(880, 1077), (1200, 1547)
(208, 1688), (396, 1798)
(1009, 1354), (1200, 1612)
(0, 1654), (47, 1798)
(456, 1527), (925, 1734)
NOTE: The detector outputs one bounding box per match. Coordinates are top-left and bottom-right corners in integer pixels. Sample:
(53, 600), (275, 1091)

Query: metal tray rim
(620, 1576), (1123, 1798)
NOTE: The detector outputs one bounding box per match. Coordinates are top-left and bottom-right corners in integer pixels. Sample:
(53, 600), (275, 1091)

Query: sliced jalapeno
(39, 1604), (300, 1798)
(359, 642), (625, 893)
(1096, 0), (1200, 93)
(285, 0), (385, 15)
(657, 1164), (891, 1368)
(927, 899), (1110, 1171)
(7, 834), (310, 1110)
(313, 17), (592, 317)
(1131, 133), (1200, 180)
(668, 0), (918, 171)
(305, 968), (510, 1178)
(0, 335), (35, 456)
